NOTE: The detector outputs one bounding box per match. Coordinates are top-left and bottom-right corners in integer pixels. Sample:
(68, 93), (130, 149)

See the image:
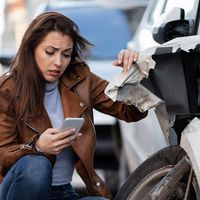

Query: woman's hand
(112, 49), (139, 72)
(35, 128), (82, 155)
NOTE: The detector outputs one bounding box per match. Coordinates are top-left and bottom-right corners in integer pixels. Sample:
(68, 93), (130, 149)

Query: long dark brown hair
(8, 11), (92, 128)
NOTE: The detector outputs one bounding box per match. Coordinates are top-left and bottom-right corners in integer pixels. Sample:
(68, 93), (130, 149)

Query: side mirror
(152, 7), (195, 44)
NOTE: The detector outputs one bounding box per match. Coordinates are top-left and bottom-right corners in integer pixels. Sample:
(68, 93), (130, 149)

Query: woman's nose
(54, 54), (62, 67)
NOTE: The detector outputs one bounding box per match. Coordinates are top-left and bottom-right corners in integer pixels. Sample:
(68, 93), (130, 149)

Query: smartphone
(60, 118), (84, 132)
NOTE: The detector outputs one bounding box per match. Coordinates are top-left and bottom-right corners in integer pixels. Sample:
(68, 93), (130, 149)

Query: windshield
(47, 6), (132, 60)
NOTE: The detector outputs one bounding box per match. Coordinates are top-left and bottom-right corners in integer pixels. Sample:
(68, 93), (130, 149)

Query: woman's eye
(46, 51), (54, 55)
(63, 54), (71, 58)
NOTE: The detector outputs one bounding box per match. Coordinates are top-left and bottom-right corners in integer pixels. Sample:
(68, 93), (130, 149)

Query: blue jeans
(51, 184), (108, 200)
(0, 155), (108, 200)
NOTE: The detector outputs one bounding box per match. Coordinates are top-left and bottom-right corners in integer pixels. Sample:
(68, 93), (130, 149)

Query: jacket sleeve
(89, 71), (148, 122)
(0, 90), (39, 178)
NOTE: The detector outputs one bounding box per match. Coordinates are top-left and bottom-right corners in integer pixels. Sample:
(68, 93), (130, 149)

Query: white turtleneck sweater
(44, 81), (76, 186)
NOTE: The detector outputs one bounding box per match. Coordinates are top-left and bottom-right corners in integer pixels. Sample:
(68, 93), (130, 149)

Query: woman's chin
(45, 77), (59, 83)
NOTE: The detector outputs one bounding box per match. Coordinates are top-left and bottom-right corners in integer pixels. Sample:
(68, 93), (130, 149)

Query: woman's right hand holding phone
(35, 128), (82, 155)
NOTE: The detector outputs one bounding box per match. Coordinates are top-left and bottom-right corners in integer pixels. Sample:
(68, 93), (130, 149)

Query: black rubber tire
(114, 145), (200, 200)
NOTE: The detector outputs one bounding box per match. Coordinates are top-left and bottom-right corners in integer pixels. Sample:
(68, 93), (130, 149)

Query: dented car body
(108, 0), (200, 199)
(111, 0), (200, 178)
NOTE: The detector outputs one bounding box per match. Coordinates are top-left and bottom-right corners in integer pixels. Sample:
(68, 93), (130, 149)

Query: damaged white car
(109, 0), (200, 199)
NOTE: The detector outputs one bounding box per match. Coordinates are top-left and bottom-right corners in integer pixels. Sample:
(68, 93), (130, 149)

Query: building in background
(0, 0), (44, 75)
(0, 0), (5, 74)
(1, 0), (44, 55)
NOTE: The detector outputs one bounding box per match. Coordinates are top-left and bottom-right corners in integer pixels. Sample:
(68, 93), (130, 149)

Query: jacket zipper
(25, 122), (42, 135)
(20, 122), (41, 150)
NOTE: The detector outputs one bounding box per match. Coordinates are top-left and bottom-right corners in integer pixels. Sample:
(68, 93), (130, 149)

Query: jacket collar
(60, 64), (87, 89)
(27, 64), (88, 134)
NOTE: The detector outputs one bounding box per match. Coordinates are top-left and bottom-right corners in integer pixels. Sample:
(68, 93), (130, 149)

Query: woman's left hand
(112, 49), (139, 72)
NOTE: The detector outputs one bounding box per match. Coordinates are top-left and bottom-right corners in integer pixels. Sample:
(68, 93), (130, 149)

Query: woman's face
(34, 31), (73, 82)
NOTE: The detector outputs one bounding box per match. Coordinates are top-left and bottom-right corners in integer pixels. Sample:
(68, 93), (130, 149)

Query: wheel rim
(127, 165), (173, 200)
(126, 165), (200, 200)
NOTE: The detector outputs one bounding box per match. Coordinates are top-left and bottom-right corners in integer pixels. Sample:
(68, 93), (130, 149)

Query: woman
(0, 12), (147, 200)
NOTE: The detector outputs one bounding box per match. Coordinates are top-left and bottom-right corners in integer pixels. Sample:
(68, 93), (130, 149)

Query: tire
(114, 145), (200, 200)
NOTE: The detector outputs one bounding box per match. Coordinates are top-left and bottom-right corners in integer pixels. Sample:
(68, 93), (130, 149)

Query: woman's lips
(48, 70), (60, 77)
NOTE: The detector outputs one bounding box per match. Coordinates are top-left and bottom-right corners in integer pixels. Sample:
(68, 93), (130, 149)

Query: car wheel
(114, 145), (200, 200)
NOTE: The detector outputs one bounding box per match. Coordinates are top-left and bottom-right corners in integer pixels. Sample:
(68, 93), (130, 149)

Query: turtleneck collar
(45, 80), (59, 93)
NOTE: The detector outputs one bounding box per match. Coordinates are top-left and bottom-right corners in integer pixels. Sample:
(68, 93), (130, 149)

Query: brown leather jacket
(0, 64), (147, 199)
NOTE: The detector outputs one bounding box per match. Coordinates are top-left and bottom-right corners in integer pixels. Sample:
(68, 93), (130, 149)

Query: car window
(146, 0), (198, 27)
(47, 6), (133, 60)
(164, 0), (196, 19)
(147, 0), (166, 25)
